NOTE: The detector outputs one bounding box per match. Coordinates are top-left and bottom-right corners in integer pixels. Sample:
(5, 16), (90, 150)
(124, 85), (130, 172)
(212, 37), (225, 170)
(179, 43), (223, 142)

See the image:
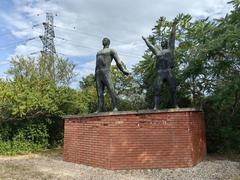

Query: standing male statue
(142, 19), (178, 110)
(95, 37), (130, 112)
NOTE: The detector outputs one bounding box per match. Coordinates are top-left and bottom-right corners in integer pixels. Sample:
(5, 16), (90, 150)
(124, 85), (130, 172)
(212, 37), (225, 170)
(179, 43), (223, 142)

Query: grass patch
(0, 140), (46, 156)
(0, 162), (54, 180)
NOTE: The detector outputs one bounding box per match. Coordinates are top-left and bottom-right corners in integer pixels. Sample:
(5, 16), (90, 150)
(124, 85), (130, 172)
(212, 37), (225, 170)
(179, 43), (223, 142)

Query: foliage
(0, 119), (49, 155)
(0, 1), (239, 154)
(78, 66), (147, 112)
(133, 0), (240, 152)
(78, 73), (98, 113)
(0, 55), (77, 118)
(134, 14), (216, 108)
(0, 55), (76, 154)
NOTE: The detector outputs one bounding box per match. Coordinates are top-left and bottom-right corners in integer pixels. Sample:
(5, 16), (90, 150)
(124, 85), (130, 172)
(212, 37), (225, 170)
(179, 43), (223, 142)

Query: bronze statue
(142, 19), (178, 110)
(95, 37), (130, 112)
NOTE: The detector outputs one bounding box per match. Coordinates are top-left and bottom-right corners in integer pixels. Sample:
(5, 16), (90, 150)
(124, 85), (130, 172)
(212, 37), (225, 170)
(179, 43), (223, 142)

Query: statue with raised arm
(95, 37), (130, 112)
(142, 18), (178, 110)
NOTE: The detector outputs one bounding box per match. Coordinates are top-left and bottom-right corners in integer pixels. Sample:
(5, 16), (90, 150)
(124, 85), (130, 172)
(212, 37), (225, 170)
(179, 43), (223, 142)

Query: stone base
(63, 108), (206, 170)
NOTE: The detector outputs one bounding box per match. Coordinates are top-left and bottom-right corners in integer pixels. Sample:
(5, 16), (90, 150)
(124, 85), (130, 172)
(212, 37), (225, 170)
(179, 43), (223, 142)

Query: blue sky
(0, 0), (15, 77)
(0, 0), (232, 88)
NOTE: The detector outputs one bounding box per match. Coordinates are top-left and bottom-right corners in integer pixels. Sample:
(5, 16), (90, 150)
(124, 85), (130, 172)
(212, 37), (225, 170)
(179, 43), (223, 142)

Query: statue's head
(102, 37), (110, 47)
(161, 39), (168, 49)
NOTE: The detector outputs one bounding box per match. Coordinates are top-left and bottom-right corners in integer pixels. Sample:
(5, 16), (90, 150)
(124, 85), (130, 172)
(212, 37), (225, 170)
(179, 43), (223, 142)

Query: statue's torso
(156, 49), (173, 71)
(96, 48), (113, 72)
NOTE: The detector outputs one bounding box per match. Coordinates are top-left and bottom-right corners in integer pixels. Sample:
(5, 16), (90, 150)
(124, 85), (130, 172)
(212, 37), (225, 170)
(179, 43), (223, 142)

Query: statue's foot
(153, 106), (158, 110)
(94, 109), (103, 113)
(174, 105), (179, 109)
(113, 107), (118, 112)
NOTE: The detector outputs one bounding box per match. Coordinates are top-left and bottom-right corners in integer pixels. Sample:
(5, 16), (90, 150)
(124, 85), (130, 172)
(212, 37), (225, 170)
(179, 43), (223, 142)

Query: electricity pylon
(39, 12), (56, 56)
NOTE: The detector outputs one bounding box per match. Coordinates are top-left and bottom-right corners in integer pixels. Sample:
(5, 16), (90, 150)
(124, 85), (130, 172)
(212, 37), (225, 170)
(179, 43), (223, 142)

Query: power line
(53, 26), (143, 57)
(55, 37), (97, 50)
(55, 36), (142, 58)
(32, 23), (42, 28)
(0, 37), (38, 50)
(0, 24), (42, 38)
(0, 36), (37, 46)
(54, 25), (142, 45)
(0, 12), (143, 59)
(29, 51), (40, 56)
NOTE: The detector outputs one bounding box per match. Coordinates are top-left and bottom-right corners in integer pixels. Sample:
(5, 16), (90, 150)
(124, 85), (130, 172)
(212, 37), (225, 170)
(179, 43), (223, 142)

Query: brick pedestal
(63, 108), (206, 170)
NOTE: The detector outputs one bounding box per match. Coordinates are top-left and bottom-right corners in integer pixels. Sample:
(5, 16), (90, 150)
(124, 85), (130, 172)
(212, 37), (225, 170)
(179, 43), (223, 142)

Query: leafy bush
(0, 140), (45, 155)
(0, 0), (240, 155)
(0, 117), (64, 155)
(0, 119), (45, 154)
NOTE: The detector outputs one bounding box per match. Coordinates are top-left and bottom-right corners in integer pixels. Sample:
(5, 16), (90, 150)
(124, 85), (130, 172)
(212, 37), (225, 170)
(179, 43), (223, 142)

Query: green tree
(78, 66), (146, 112)
(0, 55), (77, 154)
(78, 74), (98, 113)
(134, 0), (240, 153)
(203, 0), (240, 153)
(1, 55), (76, 118)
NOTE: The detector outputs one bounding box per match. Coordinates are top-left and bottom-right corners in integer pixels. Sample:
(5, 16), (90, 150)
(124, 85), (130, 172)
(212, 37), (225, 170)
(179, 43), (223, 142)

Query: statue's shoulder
(97, 48), (113, 55)
(97, 49), (103, 55)
(109, 48), (117, 55)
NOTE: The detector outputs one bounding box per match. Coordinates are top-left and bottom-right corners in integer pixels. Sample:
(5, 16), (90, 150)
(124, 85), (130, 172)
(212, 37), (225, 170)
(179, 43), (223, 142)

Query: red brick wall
(63, 109), (206, 170)
(189, 112), (207, 165)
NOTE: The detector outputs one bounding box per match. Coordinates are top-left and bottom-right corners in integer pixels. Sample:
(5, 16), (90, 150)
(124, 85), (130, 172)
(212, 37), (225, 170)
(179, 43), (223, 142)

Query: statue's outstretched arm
(169, 18), (178, 51)
(142, 36), (159, 55)
(112, 50), (130, 75)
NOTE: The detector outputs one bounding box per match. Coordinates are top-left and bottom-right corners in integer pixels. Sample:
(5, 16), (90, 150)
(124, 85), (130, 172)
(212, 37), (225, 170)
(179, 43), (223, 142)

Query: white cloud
(1, 0), (232, 86)
(77, 60), (95, 78)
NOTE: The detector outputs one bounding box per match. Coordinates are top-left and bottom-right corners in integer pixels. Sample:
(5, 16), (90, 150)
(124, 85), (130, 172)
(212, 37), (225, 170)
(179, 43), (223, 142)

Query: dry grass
(0, 149), (239, 180)
(0, 162), (54, 180)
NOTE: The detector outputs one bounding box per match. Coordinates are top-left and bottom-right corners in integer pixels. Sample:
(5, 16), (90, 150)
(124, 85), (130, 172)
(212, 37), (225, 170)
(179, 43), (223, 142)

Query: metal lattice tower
(39, 12), (56, 56)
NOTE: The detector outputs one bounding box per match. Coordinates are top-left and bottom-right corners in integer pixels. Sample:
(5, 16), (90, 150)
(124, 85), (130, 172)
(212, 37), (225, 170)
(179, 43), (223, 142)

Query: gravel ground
(0, 151), (239, 180)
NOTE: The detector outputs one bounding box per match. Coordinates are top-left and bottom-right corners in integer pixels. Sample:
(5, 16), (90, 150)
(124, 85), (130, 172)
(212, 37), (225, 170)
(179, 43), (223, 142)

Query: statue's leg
(96, 75), (105, 112)
(168, 74), (178, 108)
(104, 72), (118, 111)
(153, 75), (163, 110)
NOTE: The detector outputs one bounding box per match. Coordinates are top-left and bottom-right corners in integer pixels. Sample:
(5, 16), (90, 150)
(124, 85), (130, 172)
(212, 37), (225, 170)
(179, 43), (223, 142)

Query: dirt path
(0, 151), (239, 180)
